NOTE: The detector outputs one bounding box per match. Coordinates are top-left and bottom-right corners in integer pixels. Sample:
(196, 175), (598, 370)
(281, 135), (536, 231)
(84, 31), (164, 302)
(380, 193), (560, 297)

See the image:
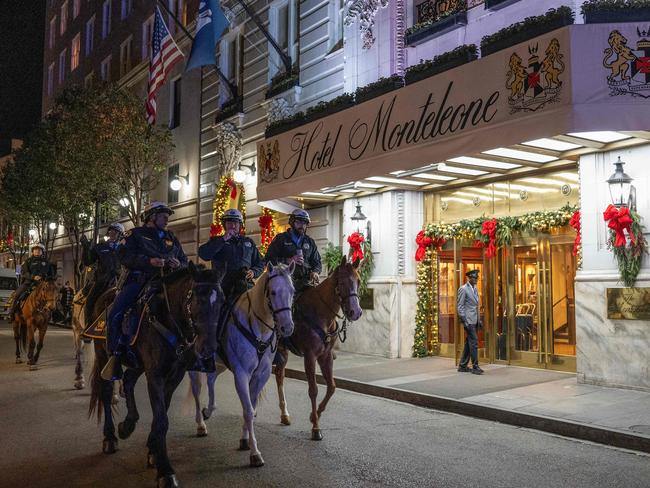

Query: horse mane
(242, 263), (293, 320)
(160, 266), (192, 284)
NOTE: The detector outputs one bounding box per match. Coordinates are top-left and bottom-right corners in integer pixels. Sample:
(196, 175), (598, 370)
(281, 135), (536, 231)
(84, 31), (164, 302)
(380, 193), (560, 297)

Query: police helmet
(107, 222), (125, 234)
(31, 243), (46, 253)
(221, 208), (244, 224)
(289, 208), (311, 225)
(141, 201), (174, 222)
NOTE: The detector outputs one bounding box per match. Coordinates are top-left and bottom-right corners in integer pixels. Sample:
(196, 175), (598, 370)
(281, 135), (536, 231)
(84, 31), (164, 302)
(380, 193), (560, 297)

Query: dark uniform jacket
(198, 235), (264, 301)
(21, 256), (53, 283)
(265, 230), (322, 288)
(82, 240), (121, 284)
(119, 226), (188, 283)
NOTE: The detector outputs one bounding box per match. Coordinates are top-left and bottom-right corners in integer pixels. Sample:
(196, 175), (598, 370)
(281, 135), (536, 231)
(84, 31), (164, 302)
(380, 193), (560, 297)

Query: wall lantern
(606, 156), (636, 210)
(233, 162), (256, 184)
(170, 173), (190, 191)
(350, 200), (367, 233)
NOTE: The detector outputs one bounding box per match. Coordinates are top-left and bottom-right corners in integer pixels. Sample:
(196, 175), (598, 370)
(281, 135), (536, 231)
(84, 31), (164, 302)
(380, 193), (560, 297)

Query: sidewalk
(285, 352), (650, 453)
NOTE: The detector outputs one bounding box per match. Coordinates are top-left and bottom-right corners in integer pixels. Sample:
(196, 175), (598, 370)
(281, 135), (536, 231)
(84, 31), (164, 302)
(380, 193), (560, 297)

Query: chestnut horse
(13, 276), (59, 369)
(273, 257), (362, 440)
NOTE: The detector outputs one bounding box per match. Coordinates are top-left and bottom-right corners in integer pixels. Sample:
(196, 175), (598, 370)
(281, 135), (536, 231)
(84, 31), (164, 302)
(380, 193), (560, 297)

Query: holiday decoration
(347, 232), (365, 263)
(569, 210), (581, 257)
(603, 205), (648, 287)
(258, 207), (277, 255)
(211, 174), (246, 237)
(345, 0), (390, 49)
(413, 247), (439, 357)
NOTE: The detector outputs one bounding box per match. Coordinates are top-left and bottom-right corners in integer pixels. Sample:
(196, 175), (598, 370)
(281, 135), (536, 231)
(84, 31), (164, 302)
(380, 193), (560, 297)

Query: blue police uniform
(198, 234), (264, 303)
(82, 240), (121, 325)
(265, 230), (322, 291)
(11, 255), (55, 318)
(106, 226), (187, 352)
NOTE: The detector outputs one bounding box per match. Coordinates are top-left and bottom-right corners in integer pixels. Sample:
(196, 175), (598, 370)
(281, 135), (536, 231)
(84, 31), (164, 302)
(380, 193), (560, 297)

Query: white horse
(189, 262), (295, 467)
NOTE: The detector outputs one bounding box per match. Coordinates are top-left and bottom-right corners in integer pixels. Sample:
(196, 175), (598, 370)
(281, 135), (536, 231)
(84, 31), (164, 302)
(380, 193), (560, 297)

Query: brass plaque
(607, 288), (650, 320)
(359, 288), (374, 310)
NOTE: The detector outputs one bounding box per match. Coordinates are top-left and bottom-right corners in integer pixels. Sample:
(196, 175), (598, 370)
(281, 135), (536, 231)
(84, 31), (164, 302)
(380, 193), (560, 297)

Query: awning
(256, 23), (650, 203)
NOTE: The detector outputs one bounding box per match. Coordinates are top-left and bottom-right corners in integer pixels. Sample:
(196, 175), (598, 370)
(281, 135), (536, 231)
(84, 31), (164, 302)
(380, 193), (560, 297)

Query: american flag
(146, 7), (184, 124)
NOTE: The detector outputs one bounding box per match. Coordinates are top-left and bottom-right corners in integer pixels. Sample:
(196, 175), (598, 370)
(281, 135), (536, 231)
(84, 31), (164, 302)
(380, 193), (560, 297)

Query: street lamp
(48, 222), (57, 230)
(170, 173), (189, 191)
(606, 156), (636, 210)
(350, 200), (367, 233)
(119, 197), (129, 208)
(233, 162), (256, 184)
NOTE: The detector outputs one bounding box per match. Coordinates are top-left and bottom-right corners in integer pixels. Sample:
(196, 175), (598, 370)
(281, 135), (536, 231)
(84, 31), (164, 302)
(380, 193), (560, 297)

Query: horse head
(266, 262), (295, 338)
(188, 261), (226, 361)
(336, 256), (363, 321)
(39, 269), (60, 312)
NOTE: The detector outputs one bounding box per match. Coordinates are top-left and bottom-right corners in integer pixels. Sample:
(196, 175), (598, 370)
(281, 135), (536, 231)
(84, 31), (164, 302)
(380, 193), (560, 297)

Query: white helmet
(107, 222), (125, 234)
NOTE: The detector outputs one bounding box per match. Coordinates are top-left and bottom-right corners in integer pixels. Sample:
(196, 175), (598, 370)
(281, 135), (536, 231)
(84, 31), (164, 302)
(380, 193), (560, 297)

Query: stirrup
(101, 355), (123, 381)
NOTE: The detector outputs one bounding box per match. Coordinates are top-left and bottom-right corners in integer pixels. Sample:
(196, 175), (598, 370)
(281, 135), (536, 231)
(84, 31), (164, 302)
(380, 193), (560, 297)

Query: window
(269, 0), (298, 79)
(142, 15), (154, 60)
(73, 0), (81, 18)
(85, 16), (95, 55)
(58, 48), (67, 83)
(168, 0), (187, 33)
(167, 164), (180, 203)
(328, 0), (344, 53)
(119, 36), (132, 77)
(84, 71), (94, 89)
(102, 0), (112, 38)
(100, 55), (111, 81)
(219, 33), (242, 103)
(121, 0), (132, 20)
(71, 33), (81, 71)
(170, 78), (181, 129)
(49, 17), (56, 49)
(60, 1), (68, 34)
(47, 63), (55, 96)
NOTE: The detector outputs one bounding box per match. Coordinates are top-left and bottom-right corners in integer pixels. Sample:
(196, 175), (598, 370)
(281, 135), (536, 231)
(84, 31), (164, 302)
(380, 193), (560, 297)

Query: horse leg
(13, 321), (22, 364)
(315, 351), (336, 432)
(203, 371), (218, 420)
(233, 370), (263, 467)
(118, 367), (143, 440)
(188, 371), (208, 437)
(26, 321), (36, 366)
(304, 354), (322, 440)
(145, 374), (179, 487)
(32, 325), (46, 366)
(74, 334), (85, 389)
(274, 351), (291, 425)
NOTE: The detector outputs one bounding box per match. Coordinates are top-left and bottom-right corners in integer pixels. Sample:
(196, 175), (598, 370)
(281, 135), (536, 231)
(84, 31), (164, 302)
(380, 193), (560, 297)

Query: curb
(284, 368), (650, 454)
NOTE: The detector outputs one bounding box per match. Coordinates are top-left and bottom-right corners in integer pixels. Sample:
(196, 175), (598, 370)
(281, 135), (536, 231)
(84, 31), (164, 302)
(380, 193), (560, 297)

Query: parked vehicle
(0, 268), (18, 320)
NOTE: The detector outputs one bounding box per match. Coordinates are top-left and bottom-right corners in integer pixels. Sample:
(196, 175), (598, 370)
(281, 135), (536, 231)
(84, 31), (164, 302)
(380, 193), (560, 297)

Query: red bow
(226, 178), (238, 200)
(603, 204), (635, 247)
(569, 210), (581, 257)
(259, 214), (274, 246)
(348, 232), (365, 263)
(210, 223), (222, 237)
(415, 230), (433, 261)
(481, 219), (498, 259)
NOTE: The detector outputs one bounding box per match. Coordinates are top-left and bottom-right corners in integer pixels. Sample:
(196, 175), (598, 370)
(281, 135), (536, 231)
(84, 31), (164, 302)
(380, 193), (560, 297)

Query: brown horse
(13, 277), (59, 369)
(273, 257), (363, 440)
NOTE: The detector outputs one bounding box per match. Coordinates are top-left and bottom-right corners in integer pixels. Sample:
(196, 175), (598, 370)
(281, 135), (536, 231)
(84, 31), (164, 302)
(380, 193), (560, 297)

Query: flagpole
(155, 0), (238, 99)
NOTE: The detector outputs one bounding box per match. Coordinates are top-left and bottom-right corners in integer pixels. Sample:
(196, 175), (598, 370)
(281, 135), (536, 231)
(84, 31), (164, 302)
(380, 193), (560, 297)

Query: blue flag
(185, 0), (229, 72)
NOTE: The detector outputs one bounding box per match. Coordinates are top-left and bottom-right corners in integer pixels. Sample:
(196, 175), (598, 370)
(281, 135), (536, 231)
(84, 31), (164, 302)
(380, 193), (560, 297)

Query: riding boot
(101, 351), (124, 381)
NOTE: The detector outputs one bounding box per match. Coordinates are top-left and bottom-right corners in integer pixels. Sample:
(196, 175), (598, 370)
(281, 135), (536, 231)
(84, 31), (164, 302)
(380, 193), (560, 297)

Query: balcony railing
(415, 0), (467, 24)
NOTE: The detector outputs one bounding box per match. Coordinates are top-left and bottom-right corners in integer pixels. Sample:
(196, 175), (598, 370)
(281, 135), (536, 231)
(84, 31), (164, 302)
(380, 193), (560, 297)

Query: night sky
(0, 1), (46, 150)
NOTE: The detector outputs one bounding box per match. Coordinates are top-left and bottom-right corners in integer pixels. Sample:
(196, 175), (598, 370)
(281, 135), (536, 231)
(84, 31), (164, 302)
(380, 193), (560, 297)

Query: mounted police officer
(103, 202), (187, 380)
(198, 209), (264, 304)
(265, 209), (322, 292)
(80, 222), (124, 328)
(10, 243), (55, 321)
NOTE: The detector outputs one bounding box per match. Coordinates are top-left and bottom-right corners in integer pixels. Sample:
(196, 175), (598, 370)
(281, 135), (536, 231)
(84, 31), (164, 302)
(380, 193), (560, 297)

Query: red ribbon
(569, 210), (581, 257)
(480, 219), (498, 259)
(226, 178), (238, 200)
(603, 204), (635, 247)
(414, 230), (446, 261)
(348, 232), (365, 263)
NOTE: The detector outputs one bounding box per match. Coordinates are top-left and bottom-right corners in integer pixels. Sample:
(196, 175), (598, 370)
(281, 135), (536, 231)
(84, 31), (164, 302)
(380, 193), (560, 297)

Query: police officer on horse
(265, 209), (322, 292)
(198, 209), (264, 305)
(10, 243), (55, 321)
(103, 202), (187, 380)
(81, 222), (124, 329)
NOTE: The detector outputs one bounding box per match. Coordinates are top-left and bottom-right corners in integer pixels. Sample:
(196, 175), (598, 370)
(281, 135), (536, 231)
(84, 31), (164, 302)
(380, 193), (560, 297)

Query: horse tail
(88, 349), (103, 422)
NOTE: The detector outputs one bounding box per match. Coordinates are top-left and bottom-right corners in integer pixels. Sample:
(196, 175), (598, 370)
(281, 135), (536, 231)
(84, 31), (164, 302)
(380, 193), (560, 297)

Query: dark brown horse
(13, 276), (59, 369)
(273, 257), (362, 440)
(89, 262), (225, 488)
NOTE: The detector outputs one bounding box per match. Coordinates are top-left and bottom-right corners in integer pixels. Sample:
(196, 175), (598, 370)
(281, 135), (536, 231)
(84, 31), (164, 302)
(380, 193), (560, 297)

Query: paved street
(1, 322), (649, 488)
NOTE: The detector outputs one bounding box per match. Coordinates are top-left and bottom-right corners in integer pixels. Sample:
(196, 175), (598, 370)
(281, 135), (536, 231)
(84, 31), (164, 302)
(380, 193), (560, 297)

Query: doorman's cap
(466, 269), (479, 278)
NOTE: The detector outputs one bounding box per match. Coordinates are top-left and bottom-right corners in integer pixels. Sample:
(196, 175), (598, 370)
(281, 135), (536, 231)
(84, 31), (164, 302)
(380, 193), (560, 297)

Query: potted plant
(405, 44), (478, 85)
(581, 0), (650, 23)
(480, 6), (575, 57)
(323, 243), (344, 274)
(405, 1), (468, 46)
(355, 74), (405, 105)
(265, 64), (300, 99)
(265, 111), (306, 138)
(305, 93), (355, 123)
(215, 97), (243, 124)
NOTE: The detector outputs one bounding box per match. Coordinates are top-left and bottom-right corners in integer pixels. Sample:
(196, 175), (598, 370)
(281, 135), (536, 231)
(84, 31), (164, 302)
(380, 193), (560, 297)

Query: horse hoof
(201, 407), (211, 421)
(147, 453), (156, 469)
(311, 429), (323, 441)
(196, 425), (208, 437)
(74, 380), (85, 390)
(15, 358), (22, 364)
(280, 415), (291, 426)
(29, 364), (38, 371)
(249, 453), (265, 468)
(102, 438), (118, 454)
(157, 474), (179, 488)
(118, 420), (136, 440)
(239, 439), (250, 451)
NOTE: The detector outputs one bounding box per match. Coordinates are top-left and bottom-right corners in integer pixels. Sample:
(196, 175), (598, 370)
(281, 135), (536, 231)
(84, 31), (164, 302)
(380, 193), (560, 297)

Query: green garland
(607, 210), (648, 287)
(413, 248), (437, 357)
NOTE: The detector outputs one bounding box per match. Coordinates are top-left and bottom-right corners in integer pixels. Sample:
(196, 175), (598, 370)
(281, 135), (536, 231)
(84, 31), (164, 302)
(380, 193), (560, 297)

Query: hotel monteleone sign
(256, 24), (650, 202)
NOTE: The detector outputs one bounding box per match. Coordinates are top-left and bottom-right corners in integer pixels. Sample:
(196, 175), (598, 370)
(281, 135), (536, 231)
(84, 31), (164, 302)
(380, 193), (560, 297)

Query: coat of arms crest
(603, 28), (650, 98)
(258, 140), (280, 183)
(505, 38), (564, 113)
